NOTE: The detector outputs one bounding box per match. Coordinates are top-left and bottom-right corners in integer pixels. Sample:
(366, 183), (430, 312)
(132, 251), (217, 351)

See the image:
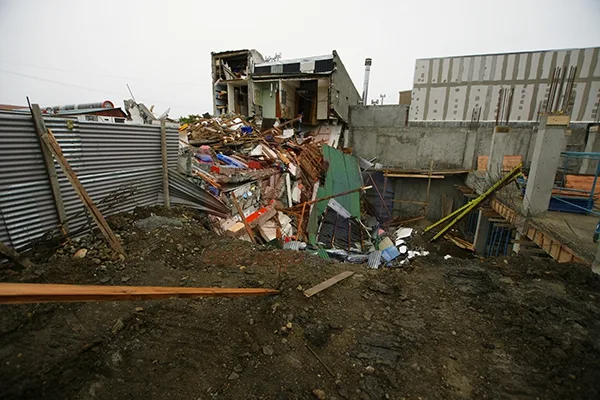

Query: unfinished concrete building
(349, 46), (600, 270)
(409, 46), (600, 123)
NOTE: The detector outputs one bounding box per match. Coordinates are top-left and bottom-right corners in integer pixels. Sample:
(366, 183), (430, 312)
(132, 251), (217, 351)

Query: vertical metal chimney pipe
(362, 58), (372, 105)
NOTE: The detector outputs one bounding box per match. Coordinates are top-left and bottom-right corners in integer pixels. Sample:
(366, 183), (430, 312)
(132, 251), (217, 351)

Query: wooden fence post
(39, 126), (125, 255)
(161, 119), (170, 208)
(30, 104), (68, 233)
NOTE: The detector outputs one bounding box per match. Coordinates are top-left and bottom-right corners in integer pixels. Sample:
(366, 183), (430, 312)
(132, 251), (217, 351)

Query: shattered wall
(350, 105), (409, 127)
(0, 111), (178, 249)
(331, 51), (361, 123)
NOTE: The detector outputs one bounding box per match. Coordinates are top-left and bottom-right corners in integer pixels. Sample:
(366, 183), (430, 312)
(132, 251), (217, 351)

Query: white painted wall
(410, 47), (600, 122)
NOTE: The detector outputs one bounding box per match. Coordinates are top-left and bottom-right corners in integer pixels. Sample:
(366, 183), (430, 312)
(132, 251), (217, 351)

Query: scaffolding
(551, 151), (600, 216)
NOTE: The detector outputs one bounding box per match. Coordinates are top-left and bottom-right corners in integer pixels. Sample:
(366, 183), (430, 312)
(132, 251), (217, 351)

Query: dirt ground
(1, 206), (599, 400)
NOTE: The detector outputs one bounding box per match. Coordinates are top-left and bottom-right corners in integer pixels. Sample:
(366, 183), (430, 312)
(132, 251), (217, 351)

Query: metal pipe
(563, 66), (577, 112)
(495, 228), (501, 257)
(550, 196), (600, 216)
(362, 58), (372, 105)
(553, 187), (594, 194)
(588, 158), (600, 210)
(546, 67), (559, 113)
(505, 87), (515, 124)
(495, 88), (503, 125)
(503, 228), (511, 256)
(561, 151), (600, 159)
(556, 66), (567, 112)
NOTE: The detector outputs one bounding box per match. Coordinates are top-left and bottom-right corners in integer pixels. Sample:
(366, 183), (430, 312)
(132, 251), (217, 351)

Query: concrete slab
(532, 211), (597, 263)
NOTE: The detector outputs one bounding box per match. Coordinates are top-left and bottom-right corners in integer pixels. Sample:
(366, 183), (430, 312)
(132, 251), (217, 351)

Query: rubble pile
(178, 114), (430, 269)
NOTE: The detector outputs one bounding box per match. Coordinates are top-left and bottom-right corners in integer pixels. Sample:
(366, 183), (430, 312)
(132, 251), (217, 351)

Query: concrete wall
(410, 47), (600, 123)
(349, 105), (588, 170)
(393, 176), (465, 221)
(331, 50), (362, 123)
(349, 105), (409, 127)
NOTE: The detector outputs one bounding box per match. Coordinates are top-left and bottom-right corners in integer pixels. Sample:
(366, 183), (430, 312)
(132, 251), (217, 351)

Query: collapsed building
(1, 44), (600, 400)
(211, 49), (360, 132)
(2, 45), (600, 274)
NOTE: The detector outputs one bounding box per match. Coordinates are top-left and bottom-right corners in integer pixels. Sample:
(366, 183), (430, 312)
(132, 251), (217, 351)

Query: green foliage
(178, 114), (202, 124)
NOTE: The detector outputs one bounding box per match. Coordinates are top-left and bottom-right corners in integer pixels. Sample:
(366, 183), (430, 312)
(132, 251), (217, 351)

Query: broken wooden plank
(0, 242), (32, 269)
(304, 271), (355, 298)
(297, 202), (307, 241)
(40, 128), (125, 255)
(231, 192), (256, 243)
(30, 103), (68, 233)
(0, 283), (279, 304)
(288, 186), (372, 211)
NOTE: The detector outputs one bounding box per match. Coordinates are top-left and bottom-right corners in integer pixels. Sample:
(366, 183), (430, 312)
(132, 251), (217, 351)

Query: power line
(0, 68), (199, 110)
(0, 59), (202, 87)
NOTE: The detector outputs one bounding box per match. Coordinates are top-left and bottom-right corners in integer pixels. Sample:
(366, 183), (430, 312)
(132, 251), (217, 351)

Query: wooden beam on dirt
(0, 242), (32, 269)
(304, 271), (355, 298)
(0, 283), (279, 304)
(29, 103), (68, 233)
(40, 128), (125, 255)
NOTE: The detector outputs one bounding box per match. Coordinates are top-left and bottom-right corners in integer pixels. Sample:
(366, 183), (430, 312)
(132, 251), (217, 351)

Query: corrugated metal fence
(0, 111), (178, 249)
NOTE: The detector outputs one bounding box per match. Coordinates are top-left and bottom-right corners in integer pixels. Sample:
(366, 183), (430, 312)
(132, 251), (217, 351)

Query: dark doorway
(295, 80), (318, 125)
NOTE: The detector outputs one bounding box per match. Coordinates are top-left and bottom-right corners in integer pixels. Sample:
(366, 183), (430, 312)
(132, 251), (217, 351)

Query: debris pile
(178, 113), (430, 268)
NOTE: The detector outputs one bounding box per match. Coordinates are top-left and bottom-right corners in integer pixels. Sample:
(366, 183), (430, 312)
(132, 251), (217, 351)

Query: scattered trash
(444, 254), (452, 260)
(395, 227), (413, 240)
(367, 250), (383, 269)
(283, 241), (307, 251)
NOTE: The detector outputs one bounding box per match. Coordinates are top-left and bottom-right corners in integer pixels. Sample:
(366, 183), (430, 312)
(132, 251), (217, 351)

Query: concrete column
(512, 232), (522, 254)
(579, 125), (599, 175)
(473, 209), (491, 254)
(523, 115), (568, 216)
(593, 241), (600, 275)
(487, 126), (509, 181)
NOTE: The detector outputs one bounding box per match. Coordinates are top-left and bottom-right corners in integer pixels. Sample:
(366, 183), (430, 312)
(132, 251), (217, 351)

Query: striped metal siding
(0, 111), (177, 249)
(0, 112), (59, 248)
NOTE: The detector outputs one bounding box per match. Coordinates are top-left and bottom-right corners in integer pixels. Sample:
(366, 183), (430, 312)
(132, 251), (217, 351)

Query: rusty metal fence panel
(0, 111), (178, 250)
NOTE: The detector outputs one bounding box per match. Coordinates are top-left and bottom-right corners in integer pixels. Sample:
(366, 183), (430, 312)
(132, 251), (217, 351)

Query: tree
(178, 114), (202, 124)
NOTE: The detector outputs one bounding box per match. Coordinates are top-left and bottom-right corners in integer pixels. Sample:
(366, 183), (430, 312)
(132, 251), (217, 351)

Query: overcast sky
(1, 0), (599, 118)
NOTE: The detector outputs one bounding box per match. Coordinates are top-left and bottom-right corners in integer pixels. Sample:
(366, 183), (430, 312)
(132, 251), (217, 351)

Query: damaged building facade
(211, 49), (361, 127)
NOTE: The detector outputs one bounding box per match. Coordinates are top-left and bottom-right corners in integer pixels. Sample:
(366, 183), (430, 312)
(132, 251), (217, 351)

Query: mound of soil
(1, 206), (599, 399)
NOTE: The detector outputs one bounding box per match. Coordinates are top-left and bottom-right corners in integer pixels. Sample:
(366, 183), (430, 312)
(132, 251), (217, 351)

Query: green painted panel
(315, 145), (362, 217)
